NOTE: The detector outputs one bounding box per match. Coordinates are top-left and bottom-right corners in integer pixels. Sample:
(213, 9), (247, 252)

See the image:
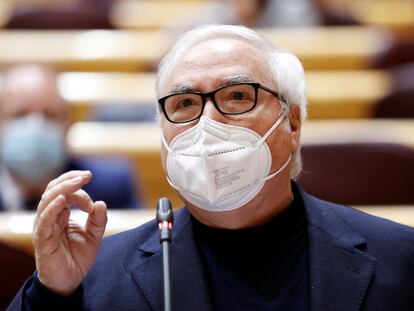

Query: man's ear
(288, 105), (301, 152)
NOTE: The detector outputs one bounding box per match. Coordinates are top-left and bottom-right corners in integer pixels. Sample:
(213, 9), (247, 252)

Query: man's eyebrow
(218, 76), (256, 87)
(170, 85), (198, 94)
(168, 76), (255, 94)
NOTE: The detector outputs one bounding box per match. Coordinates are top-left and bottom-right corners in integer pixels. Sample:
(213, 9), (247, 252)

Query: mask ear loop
(256, 110), (288, 147)
(165, 175), (178, 190)
(264, 153), (291, 181)
(161, 132), (174, 155)
(257, 103), (291, 180)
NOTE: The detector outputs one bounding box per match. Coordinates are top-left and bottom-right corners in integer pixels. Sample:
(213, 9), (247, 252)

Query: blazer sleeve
(7, 273), (83, 311)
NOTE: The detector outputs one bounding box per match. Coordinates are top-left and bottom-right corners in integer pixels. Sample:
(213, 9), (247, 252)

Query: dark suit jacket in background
(0, 156), (142, 211)
(8, 186), (414, 310)
(68, 157), (142, 209)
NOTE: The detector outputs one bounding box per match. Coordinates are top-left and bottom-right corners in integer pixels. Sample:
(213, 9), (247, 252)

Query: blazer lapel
(130, 208), (213, 311)
(300, 189), (377, 311)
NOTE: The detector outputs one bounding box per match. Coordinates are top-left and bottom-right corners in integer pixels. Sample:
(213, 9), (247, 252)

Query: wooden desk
(1, 206), (413, 255)
(352, 0), (414, 27)
(0, 30), (165, 72)
(258, 27), (388, 70)
(0, 27), (389, 71)
(55, 70), (391, 122)
(66, 120), (414, 209)
(58, 72), (156, 122)
(110, 0), (209, 31)
(345, 0), (414, 38)
(0, 209), (155, 255)
(306, 70), (391, 119)
(0, 2), (12, 28)
(301, 120), (414, 147)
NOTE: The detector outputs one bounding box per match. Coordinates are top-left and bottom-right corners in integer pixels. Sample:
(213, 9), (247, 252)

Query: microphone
(157, 197), (174, 241)
(156, 198), (174, 311)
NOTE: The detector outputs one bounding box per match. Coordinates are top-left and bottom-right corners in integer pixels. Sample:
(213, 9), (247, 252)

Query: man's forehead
(164, 38), (270, 93)
(3, 66), (46, 90)
(180, 37), (262, 63)
(195, 39), (237, 53)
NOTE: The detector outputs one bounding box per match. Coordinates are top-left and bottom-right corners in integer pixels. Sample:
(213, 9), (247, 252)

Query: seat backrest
(297, 143), (414, 205)
(374, 89), (414, 118)
(374, 63), (414, 118)
(5, 0), (113, 29)
(0, 241), (35, 310)
(372, 39), (414, 69)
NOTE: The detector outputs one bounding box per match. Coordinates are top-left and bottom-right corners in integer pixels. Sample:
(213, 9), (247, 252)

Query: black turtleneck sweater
(191, 188), (309, 311)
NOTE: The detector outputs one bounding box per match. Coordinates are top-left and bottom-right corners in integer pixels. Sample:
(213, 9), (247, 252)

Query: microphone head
(156, 197), (174, 224)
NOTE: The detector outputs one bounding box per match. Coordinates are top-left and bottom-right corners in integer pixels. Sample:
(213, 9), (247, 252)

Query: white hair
(156, 24), (307, 179)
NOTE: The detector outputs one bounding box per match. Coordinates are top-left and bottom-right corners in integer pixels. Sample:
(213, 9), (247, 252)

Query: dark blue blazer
(8, 186), (414, 310)
(0, 156), (142, 211)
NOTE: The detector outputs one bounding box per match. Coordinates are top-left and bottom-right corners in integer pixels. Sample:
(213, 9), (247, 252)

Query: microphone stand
(156, 198), (174, 311)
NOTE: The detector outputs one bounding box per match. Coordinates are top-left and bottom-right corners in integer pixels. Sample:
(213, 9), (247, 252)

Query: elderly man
(8, 25), (414, 310)
(0, 65), (141, 210)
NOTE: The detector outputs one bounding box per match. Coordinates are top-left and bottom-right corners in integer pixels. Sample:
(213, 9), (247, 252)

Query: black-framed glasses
(158, 82), (286, 124)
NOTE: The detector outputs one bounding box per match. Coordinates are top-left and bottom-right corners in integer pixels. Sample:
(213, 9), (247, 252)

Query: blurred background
(0, 0), (413, 308)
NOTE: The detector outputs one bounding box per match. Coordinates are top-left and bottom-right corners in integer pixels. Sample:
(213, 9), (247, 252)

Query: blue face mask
(1, 114), (66, 183)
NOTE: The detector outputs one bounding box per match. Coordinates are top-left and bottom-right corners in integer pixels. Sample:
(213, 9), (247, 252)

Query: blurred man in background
(0, 64), (142, 210)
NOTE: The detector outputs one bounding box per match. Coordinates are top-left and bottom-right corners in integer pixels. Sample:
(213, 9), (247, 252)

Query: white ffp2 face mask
(162, 114), (291, 212)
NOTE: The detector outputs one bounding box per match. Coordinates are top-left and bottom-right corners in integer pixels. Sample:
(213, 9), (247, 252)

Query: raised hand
(33, 170), (108, 296)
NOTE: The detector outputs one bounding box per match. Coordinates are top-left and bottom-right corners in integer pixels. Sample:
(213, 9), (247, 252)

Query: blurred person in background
(221, 0), (358, 27)
(0, 64), (142, 210)
(221, 0), (322, 27)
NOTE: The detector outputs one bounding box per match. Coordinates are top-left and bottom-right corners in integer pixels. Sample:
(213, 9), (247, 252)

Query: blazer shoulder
(309, 194), (414, 247)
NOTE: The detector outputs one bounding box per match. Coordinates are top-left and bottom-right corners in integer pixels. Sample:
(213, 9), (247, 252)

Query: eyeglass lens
(164, 84), (257, 123)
